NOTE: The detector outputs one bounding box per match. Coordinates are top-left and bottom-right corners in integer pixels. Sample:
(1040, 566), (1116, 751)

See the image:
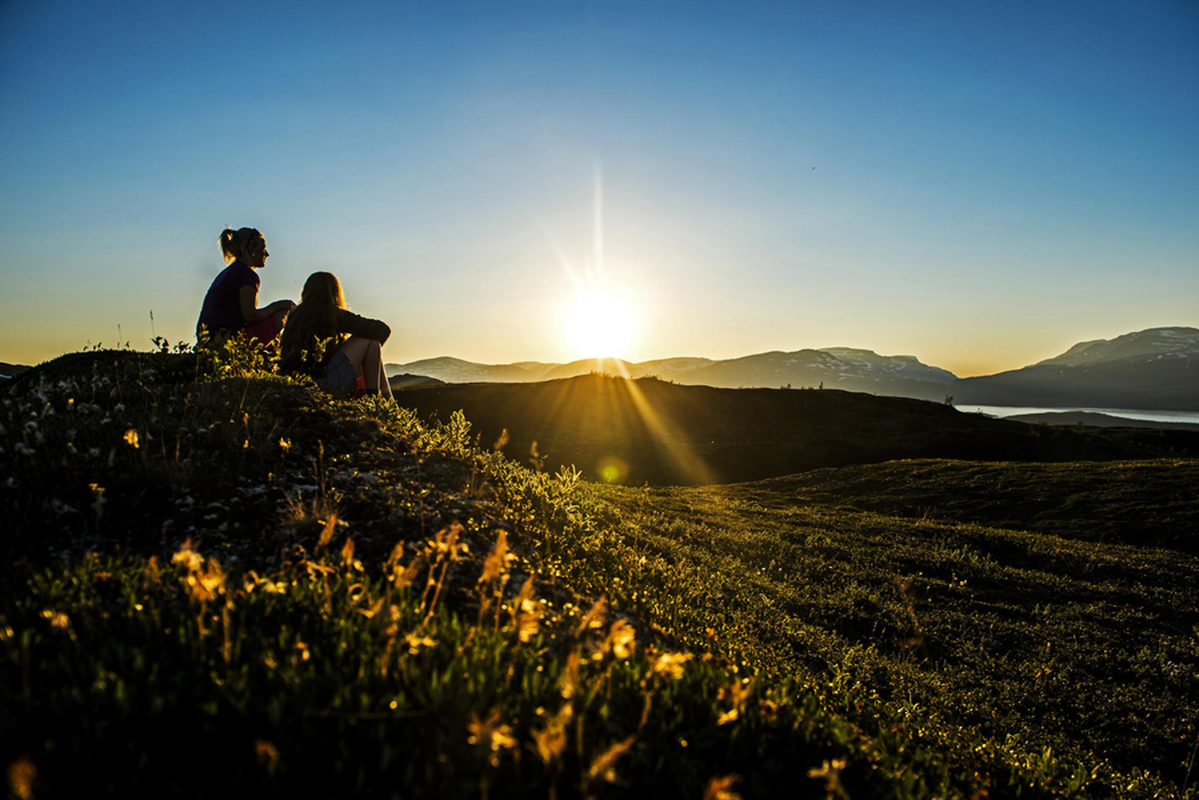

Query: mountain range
(387, 326), (1199, 411)
(392, 372), (1199, 485)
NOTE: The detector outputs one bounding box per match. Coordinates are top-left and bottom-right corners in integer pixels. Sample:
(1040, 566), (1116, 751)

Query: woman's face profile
(246, 235), (269, 268)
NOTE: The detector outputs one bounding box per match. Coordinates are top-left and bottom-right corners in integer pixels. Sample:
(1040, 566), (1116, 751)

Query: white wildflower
(49, 499), (77, 515)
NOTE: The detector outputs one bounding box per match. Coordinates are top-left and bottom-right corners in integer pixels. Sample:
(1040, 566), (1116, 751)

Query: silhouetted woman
(196, 227), (295, 345)
(279, 272), (393, 398)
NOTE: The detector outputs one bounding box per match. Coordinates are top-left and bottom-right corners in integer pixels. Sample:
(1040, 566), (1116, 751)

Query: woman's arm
(335, 308), (391, 344)
(239, 284), (295, 323)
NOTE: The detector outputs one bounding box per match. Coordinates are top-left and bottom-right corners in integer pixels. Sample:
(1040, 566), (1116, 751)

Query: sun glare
(562, 288), (636, 359)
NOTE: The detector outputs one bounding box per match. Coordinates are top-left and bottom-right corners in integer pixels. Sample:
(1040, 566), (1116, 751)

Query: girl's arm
(335, 308), (391, 343)
(239, 284), (295, 323)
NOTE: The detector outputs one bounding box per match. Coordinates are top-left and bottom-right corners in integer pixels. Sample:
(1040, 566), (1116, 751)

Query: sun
(562, 287), (636, 359)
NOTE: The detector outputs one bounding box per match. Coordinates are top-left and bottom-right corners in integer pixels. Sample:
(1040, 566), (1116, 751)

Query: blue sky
(1, 0), (1196, 375)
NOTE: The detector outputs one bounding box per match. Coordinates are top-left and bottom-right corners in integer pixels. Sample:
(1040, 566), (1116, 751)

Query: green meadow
(1, 344), (1196, 797)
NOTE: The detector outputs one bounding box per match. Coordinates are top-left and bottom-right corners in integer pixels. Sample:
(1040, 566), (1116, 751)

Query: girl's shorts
(322, 352), (359, 392)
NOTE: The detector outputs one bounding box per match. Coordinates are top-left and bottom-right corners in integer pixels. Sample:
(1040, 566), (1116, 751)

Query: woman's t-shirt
(197, 261), (259, 339)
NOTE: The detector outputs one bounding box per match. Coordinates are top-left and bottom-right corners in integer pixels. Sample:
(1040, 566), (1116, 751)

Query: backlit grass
(2, 344), (1195, 797)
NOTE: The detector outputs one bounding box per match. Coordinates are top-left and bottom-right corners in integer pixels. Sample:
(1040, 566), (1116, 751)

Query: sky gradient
(1, 1), (1196, 376)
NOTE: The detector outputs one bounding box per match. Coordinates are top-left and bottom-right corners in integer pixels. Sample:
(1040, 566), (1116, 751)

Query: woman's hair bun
(218, 226), (260, 259)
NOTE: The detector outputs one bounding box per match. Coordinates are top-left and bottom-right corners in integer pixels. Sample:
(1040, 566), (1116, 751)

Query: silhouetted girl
(196, 227), (295, 345)
(279, 272), (393, 398)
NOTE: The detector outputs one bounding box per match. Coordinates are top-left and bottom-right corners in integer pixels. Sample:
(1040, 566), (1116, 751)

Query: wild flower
(243, 570), (263, 594)
(254, 740), (279, 774)
(478, 530), (512, 627)
(316, 513), (339, 551)
(188, 558), (226, 604)
(559, 651), (581, 700)
(172, 539), (203, 573)
(356, 597), (385, 619)
(48, 498), (76, 515)
(603, 619), (636, 660)
(703, 775), (743, 800)
(650, 651), (693, 680)
(717, 678), (754, 726)
(387, 548), (420, 591)
(808, 757), (849, 798)
(575, 596), (608, 637)
(404, 633), (437, 655)
(143, 556), (160, 586)
(123, 429), (139, 448)
(532, 703), (572, 764)
(584, 735), (636, 792)
(757, 698), (780, 722)
(467, 709), (518, 767)
(6, 754), (36, 800)
(509, 577), (542, 643)
(430, 524), (467, 560)
(478, 529), (511, 586)
(41, 610), (70, 630)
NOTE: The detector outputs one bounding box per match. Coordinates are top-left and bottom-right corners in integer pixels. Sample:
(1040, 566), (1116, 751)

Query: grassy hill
(2, 346), (1196, 797)
(750, 459), (1199, 553)
(397, 374), (1199, 485)
(583, 469), (1198, 792)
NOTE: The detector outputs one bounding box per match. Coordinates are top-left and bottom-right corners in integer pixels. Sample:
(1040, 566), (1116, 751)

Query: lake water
(956, 405), (1199, 425)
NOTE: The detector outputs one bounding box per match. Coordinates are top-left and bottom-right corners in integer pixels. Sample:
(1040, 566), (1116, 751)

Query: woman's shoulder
(221, 260), (259, 286)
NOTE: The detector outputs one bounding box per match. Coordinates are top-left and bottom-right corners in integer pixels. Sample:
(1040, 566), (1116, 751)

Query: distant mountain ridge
(388, 347), (959, 401)
(953, 327), (1198, 411)
(1037, 327), (1199, 367)
(388, 326), (1198, 410)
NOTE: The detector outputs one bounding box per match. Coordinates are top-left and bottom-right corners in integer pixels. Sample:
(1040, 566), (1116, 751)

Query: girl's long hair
(279, 272), (347, 373)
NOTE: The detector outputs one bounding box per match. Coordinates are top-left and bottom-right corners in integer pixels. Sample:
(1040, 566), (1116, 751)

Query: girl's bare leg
(364, 340), (393, 398)
(336, 336), (373, 382)
(335, 337), (391, 397)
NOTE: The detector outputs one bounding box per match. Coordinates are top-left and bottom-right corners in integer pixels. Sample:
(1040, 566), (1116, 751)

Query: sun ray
(537, 165), (713, 484)
(621, 378), (719, 486)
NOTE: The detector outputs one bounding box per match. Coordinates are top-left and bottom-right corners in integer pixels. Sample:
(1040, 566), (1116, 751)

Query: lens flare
(596, 456), (629, 483)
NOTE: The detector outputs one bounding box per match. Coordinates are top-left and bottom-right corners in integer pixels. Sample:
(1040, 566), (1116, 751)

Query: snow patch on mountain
(819, 348), (957, 384)
(1037, 327), (1199, 368)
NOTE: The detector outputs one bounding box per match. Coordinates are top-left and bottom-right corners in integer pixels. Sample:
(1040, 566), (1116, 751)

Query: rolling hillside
(3, 347), (1196, 797)
(397, 374), (1199, 485)
(589, 470), (1199, 792)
